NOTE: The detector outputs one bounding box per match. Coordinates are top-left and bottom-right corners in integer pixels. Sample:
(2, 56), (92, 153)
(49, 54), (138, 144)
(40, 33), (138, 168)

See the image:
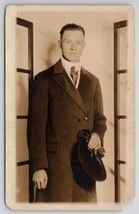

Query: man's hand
(33, 169), (48, 190)
(88, 133), (101, 151)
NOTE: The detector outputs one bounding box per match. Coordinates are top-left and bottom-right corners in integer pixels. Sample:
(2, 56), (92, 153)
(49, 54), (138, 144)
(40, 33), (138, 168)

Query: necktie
(70, 66), (78, 85)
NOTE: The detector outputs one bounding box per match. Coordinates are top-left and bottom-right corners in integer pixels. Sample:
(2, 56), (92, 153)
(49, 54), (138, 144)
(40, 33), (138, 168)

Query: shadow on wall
(45, 43), (61, 69)
(34, 26), (61, 73)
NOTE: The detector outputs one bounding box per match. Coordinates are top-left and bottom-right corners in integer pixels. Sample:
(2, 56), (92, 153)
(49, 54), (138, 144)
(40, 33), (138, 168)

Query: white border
(1, 1), (139, 213)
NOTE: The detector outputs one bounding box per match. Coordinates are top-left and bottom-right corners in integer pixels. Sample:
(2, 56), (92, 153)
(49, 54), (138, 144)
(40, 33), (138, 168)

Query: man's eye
(65, 40), (70, 44)
(76, 41), (82, 45)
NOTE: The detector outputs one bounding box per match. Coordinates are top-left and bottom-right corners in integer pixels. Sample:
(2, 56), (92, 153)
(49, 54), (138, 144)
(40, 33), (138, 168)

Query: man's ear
(83, 41), (86, 49)
(58, 40), (62, 49)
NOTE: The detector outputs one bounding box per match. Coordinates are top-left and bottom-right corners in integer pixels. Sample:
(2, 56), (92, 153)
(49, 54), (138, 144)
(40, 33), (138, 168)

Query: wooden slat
(114, 20), (127, 29)
(117, 115), (127, 119)
(114, 19), (120, 203)
(17, 115), (28, 119)
(17, 17), (33, 28)
(114, 19), (127, 203)
(117, 69), (127, 74)
(117, 159), (126, 165)
(17, 68), (31, 74)
(16, 16), (34, 202)
(17, 160), (29, 167)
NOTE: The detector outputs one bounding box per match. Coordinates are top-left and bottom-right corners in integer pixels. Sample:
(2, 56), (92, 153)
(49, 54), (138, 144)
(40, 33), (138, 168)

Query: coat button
(78, 119), (81, 122)
(84, 117), (88, 121)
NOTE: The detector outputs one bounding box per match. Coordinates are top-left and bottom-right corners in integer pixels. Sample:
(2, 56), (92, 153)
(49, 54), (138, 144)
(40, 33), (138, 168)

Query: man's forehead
(61, 30), (85, 39)
(63, 30), (84, 34)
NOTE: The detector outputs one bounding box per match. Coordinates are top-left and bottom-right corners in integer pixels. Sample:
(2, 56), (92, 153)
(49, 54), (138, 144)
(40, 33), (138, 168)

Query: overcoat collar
(53, 60), (90, 115)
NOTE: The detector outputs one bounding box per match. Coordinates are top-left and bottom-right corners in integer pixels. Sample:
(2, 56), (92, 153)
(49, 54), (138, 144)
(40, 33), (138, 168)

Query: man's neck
(61, 56), (80, 66)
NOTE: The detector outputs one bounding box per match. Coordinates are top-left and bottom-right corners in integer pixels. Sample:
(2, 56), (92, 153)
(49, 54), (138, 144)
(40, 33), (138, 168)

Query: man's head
(58, 23), (86, 63)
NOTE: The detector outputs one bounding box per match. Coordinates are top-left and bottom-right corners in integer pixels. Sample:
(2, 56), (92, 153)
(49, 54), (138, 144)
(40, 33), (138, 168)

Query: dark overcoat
(27, 59), (107, 202)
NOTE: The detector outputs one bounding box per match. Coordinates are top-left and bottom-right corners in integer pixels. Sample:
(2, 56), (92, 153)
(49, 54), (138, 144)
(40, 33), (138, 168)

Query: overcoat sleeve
(92, 79), (107, 144)
(27, 73), (48, 173)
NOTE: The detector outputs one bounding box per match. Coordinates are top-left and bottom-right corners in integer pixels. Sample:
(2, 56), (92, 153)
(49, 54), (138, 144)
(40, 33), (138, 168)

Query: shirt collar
(61, 57), (81, 75)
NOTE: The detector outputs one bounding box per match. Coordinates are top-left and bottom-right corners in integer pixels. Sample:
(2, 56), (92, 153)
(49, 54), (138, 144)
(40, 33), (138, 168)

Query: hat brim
(78, 140), (107, 182)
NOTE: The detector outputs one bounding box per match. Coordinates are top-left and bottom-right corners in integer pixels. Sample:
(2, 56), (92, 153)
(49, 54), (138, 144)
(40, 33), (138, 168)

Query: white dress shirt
(61, 57), (81, 89)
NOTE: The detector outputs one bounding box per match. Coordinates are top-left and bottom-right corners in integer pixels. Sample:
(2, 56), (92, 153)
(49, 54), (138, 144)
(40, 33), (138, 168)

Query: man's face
(59, 30), (85, 63)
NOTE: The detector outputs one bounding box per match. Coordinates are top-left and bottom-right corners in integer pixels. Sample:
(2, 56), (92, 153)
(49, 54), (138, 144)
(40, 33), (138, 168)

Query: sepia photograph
(5, 5), (135, 210)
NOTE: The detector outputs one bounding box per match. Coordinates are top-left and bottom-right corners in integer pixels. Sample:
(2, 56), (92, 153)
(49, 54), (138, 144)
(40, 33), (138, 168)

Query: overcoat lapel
(53, 60), (88, 115)
(78, 67), (92, 112)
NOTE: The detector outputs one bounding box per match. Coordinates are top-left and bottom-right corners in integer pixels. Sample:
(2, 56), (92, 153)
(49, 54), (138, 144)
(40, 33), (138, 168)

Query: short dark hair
(60, 23), (85, 38)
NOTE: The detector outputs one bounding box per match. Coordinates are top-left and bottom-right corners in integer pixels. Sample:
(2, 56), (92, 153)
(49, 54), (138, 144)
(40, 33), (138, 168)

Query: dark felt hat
(72, 129), (107, 184)
(77, 133), (107, 182)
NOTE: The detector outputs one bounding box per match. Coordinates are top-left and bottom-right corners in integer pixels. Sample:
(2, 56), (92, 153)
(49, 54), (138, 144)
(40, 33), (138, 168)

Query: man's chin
(65, 57), (80, 63)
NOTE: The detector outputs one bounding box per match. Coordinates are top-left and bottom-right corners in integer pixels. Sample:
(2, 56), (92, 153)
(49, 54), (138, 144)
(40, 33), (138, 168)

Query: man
(28, 23), (107, 202)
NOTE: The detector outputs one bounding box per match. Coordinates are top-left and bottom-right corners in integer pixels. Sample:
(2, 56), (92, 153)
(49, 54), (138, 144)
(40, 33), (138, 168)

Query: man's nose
(70, 43), (76, 50)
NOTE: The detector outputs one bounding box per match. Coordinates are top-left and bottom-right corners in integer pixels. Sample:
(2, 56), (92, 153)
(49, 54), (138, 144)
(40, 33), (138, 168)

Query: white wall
(16, 8), (128, 203)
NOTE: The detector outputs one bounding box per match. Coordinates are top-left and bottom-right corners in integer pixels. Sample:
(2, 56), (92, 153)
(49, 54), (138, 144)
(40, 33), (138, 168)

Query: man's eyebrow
(62, 39), (84, 41)
(62, 38), (70, 40)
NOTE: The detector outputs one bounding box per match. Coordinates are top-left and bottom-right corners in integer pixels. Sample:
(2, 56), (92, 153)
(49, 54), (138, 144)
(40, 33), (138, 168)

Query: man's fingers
(32, 169), (48, 190)
(35, 181), (44, 190)
(88, 140), (99, 150)
(34, 181), (37, 188)
(88, 133), (101, 150)
(36, 181), (41, 190)
(41, 173), (48, 189)
(42, 178), (48, 189)
(41, 178), (48, 189)
(99, 147), (106, 153)
(94, 143), (101, 151)
(34, 178), (48, 190)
